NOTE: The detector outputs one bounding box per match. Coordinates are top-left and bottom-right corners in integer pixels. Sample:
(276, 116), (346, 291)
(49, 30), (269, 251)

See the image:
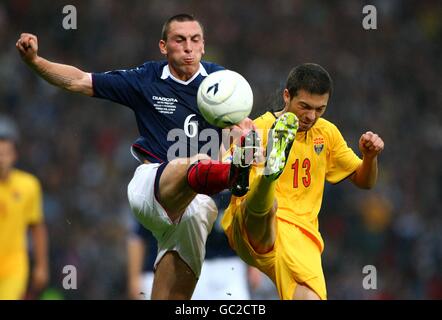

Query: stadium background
(1, 0), (441, 299)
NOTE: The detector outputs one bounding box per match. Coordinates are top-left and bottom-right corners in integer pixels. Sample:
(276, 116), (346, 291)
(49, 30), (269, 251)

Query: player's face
(284, 89), (329, 132)
(159, 21), (205, 81)
(0, 140), (17, 178)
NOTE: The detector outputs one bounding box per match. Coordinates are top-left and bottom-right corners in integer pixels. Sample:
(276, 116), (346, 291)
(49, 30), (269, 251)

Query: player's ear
(201, 39), (205, 56)
(283, 89), (290, 105)
(159, 40), (167, 55)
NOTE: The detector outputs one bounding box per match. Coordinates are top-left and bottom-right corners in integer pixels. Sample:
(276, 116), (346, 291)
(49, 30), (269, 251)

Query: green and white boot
(264, 112), (298, 180)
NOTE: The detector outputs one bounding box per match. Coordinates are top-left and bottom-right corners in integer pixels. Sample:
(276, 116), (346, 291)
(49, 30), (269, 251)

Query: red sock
(187, 160), (231, 195)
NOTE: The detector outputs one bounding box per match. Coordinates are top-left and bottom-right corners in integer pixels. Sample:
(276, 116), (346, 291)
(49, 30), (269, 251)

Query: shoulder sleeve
(26, 176), (44, 225)
(212, 64), (225, 72)
(91, 62), (151, 108)
(202, 61), (225, 73)
(325, 123), (362, 184)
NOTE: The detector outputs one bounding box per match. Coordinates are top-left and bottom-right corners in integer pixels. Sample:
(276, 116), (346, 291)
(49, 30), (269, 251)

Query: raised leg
(243, 112), (298, 254)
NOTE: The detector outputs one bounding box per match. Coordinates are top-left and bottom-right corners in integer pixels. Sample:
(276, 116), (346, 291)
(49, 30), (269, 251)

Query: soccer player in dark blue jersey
(17, 14), (255, 299)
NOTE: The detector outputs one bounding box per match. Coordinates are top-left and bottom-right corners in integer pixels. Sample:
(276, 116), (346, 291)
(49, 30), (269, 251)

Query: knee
(293, 283), (321, 300)
(245, 199), (278, 217)
(270, 199), (278, 215)
(189, 153), (210, 164)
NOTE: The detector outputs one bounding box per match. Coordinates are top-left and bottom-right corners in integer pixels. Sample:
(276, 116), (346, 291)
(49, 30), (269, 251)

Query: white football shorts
(127, 163), (218, 278)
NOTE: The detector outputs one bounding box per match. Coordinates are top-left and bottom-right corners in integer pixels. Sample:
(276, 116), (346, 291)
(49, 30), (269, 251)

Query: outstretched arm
(350, 131), (384, 189)
(16, 33), (93, 96)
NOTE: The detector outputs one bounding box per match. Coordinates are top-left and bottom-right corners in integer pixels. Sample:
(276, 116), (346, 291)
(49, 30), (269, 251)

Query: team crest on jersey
(314, 136), (324, 155)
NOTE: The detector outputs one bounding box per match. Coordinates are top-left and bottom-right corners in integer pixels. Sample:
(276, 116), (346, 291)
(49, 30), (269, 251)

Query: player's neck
(168, 64), (199, 82)
(0, 168), (12, 182)
(274, 107), (287, 118)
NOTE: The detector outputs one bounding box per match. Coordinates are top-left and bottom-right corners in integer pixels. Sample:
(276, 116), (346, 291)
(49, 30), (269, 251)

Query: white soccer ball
(197, 70), (253, 128)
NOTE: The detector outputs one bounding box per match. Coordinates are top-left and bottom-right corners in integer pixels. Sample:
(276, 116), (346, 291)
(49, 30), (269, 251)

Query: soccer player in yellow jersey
(0, 117), (49, 299)
(222, 63), (384, 300)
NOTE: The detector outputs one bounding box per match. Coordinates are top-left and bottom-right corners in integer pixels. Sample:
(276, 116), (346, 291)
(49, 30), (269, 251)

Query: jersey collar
(160, 63), (208, 85)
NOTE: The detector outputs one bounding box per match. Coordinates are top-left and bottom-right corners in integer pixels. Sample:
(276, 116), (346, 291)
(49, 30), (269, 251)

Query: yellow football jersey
(227, 112), (362, 251)
(0, 169), (43, 278)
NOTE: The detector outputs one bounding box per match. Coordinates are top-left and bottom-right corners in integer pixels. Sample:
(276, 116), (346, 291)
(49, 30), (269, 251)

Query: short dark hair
(0, 116), (19, 144)
(161, 14), (204, 41)
(286, 63), (333, 99)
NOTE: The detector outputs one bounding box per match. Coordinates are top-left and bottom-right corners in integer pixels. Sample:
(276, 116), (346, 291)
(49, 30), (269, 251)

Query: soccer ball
(197, 70), (253, 128)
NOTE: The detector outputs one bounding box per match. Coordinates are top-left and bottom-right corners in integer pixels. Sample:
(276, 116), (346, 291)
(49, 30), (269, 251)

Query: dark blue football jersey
(92, 60), (224, 163)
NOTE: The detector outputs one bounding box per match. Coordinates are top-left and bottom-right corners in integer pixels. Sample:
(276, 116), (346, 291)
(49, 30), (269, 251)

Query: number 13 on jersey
(292, 158), (311, 188)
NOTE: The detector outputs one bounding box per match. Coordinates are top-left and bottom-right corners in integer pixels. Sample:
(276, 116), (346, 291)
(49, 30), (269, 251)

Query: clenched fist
(359, 131), (384, 159)
(16, 33), (39, 64)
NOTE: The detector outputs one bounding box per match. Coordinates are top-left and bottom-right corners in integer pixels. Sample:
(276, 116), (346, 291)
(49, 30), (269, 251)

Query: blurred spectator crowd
(0, 0), (441, 299)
